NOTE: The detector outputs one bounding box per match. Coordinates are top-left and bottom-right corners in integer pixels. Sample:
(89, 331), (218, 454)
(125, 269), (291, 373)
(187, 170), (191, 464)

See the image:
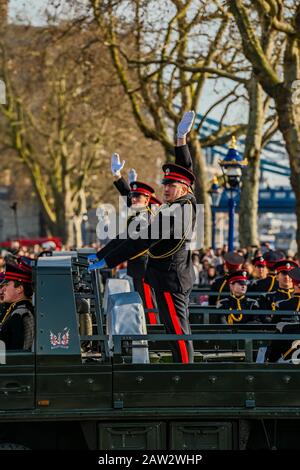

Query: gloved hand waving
(177, 111), (195, 139)
(128, 168), (137, 184)
(111, 153), (125, 177)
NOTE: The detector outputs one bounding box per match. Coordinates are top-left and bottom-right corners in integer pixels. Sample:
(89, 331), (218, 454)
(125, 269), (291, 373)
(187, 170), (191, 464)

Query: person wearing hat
(271, 267), (300, 322)
(266, 267), (300, 362)
(258, 259), (298, 322)
(208, 252), (244, 307)
(89, 111), (196, 363)
(110, 154), (161, 325)
(251, 250), (284, 293)
(216, 270), (259, 324)
(251, 256), (268, 280)
(0, 261), (34, 350)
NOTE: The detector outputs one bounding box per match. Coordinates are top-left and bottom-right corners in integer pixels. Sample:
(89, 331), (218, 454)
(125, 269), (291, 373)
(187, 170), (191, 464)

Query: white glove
(177, 110), (195, 138)
(111, 153), (125, 177)
(128, 168), (137, 183)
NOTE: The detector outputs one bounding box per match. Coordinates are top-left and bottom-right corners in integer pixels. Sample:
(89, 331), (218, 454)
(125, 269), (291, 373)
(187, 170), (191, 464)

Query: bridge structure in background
(215, 187), (295, 214)
(196, 113), (295, 213)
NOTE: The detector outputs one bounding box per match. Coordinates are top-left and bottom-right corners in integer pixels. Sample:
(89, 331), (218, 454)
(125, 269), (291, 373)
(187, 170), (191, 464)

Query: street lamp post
(208, 177), (221, 250)
(219, 137), (247, 251)
(10, 201), (20, 239)
(81, 213), (89, 246)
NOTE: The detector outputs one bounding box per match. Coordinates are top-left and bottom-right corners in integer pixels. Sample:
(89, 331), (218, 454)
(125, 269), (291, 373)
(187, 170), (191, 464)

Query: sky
(9, 0), (83, 25)
(9, 0), (55, 24)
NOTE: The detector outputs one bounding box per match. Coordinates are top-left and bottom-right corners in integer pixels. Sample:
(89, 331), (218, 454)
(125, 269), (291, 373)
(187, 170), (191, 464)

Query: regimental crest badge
(242, 271), (247, 277)
(50, 327), (70, 349)
(132, 184), (137, 190)
(165, 168), (170, 175)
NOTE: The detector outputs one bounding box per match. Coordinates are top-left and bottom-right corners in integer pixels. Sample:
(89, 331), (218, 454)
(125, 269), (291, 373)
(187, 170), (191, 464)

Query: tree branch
(229, 0), (282, 95)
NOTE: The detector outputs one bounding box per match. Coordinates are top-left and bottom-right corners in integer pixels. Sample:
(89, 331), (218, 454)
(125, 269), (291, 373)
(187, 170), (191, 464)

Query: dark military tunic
(250, 274), (278, 293)
(258, 288), (294, 323)
(97, 145), (195, 363)
(112, 177), (156, 322)
(267, 314), (300, 363)
(0, 303), (8, 322)
(99, 193), (196, 292)
(0, 300), (34, 350)
(209, 274), (230, 306)
(216, 295), (259, 324)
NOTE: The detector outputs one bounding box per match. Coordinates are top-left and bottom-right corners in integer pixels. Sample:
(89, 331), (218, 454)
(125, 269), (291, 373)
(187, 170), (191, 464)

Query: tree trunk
(239, 77), (264, 247)
(189, 134), (211, 248)
(275, 88), (300, 258)
(73, 215), (83, 248)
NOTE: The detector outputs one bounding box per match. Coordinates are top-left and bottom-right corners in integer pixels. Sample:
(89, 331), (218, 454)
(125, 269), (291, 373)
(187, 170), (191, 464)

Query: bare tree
(89, 0), (253, 246)
(0, 21), (145, 245)
(229, 0), (300, 254)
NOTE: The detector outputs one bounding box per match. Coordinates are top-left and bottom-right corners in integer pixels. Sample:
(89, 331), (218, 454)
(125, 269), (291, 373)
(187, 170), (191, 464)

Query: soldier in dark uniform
(266, 267), (300, 362)
(110, 155), (161, 325)
(251, 255), (267, 280)
(0, 262), (34, 351)
(250, 251), (283, 293)
(209, 252), (244, 307)
(272, 266), (300, 323)
(216, 270), (259, 324)
(258, 259), (298, 322)
(89, 111), (197, 363)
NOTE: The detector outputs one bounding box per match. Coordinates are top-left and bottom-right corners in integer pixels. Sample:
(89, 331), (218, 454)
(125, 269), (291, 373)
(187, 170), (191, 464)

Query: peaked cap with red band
(227, 270), (249, 284)
(3, 262), (32, 284)
(162, 163), (195, 186)
(274, 259), (298, 274)
(288, 267), (300, 286)
(252, 255), (266, 267)
(264, 250), (285, 269)
(223, 252), (244, 271)
(149, 194), (162, 206)
(129, 181), (155, 198)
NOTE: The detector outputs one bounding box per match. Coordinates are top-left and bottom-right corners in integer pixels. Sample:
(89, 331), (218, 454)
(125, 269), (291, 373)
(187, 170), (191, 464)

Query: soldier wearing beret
(209, 252), (244, 307)
(89, 111), (196, 363)
(0, 261), (34, 351)
(216, 270), (259, 324)
(258, 259), (298, 322)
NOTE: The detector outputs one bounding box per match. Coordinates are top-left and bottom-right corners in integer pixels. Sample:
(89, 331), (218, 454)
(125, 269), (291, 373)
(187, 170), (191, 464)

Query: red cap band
(163, 171), (191, 184)
(229, 275), (247, 283)
(130, 188), (152, 197)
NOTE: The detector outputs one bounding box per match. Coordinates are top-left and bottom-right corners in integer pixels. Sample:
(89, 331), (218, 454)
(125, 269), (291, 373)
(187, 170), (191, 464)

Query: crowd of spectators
(192, 244), (300, 288)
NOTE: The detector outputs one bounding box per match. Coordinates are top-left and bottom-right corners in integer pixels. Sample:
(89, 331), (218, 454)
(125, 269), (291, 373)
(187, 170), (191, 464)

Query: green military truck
(1, 250), (300, 450)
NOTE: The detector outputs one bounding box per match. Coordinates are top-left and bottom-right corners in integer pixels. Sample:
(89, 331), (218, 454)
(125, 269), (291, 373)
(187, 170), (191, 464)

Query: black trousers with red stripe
(133, 276), (159, 325)
(155, 290), (194, 363)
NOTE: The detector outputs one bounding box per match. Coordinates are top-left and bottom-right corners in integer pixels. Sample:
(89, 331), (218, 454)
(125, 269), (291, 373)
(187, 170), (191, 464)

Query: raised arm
(175, 111), (195, 170)
(110, 152), (131, 202)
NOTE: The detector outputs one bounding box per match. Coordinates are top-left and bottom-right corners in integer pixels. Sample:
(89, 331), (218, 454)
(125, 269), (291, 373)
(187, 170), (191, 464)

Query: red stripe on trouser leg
(143, 280), (157, 325)
(163, 292), (188, 363)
